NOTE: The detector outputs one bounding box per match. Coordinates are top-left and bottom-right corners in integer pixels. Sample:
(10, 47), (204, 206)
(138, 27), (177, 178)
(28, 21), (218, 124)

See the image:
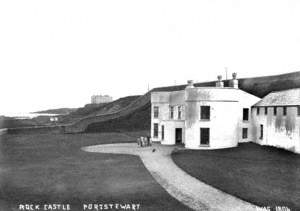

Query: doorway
(200, 128), (210, 145)
(175, 128), (182, 144)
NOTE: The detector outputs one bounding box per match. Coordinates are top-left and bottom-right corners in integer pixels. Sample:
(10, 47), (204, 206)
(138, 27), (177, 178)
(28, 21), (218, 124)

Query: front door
(175, 128), (182, 144)
(200, 128), (210, 145)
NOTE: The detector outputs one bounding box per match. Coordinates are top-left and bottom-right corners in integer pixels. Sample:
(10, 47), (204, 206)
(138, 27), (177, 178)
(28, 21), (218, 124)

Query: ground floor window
(242, 128), (248, 139)
(153, 123), (158, 138)
(161, 125), (164, 140)
(260, 124), (263, 140)
(200, 128), (210, 145)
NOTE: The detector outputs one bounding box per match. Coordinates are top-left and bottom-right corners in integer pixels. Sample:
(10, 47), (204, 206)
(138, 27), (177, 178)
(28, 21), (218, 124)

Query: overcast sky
(1, 0), (300, 115)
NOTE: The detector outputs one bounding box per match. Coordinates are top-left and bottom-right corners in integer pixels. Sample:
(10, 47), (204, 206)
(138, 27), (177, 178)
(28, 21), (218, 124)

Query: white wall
(237, 90), (261, 143)
(185, 101), (240, 149)
(161, 121), (185, 145)
(151, 91), (185, 144)
(252, 106), (300, 153)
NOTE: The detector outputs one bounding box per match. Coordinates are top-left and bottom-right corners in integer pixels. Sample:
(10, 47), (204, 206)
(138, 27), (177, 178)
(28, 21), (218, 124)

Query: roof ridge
(269, 87), (300, 94)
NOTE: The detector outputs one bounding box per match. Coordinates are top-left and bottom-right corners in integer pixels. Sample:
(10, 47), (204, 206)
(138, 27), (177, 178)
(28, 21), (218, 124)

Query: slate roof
(253, 88), (300, 107)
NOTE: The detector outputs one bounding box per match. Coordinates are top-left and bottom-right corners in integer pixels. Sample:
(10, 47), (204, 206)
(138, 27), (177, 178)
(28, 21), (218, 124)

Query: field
(172, 143), (300, 211)
(0, 132), (190, 211)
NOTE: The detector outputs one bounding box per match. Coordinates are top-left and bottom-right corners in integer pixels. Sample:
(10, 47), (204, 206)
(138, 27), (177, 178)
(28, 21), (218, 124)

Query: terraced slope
(65, 71), (300, 133)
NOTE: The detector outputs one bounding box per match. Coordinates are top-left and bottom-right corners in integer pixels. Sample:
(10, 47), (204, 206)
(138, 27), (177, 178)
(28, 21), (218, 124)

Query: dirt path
(82, 143), (257, 211)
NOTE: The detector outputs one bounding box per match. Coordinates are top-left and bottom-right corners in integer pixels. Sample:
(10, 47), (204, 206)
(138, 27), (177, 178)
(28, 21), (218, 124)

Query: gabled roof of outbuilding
(253, 88), (300, 107)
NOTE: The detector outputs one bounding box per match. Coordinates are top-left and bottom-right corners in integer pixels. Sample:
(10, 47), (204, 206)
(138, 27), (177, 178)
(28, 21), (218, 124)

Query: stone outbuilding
(252, 88), (300, 153)
(151, 74), (261, 149)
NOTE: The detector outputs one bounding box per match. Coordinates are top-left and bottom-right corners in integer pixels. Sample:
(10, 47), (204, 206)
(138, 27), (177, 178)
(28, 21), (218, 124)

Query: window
(243, 108), (249, 121)
(161, 125), (164, 140)
(274, 107), (277, 115)
(200, 106), (210, 120)
(260, 124), (263, 140)
(153, 106), (159, 118)
(178, 106), (182, 119)
(153, 123), (158, 138)
(283, 107), (287, 116)
(264, 107), (268, 115)
(170, 106), (174, 119)
(256, 107), (260, 115)
(298, 106), (300, 116)
(242, 128), (248, 139)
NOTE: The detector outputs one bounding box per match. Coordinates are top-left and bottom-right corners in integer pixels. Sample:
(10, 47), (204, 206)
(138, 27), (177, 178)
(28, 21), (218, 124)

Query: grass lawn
(172, 143), (300, 211)
(0, 132), (190, 211)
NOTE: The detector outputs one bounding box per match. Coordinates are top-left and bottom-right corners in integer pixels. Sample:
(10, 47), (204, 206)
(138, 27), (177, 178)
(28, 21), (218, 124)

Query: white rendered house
(151, 74), (261, 149)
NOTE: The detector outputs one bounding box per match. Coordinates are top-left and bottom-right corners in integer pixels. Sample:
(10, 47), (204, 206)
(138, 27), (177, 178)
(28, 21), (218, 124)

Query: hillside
(66, 71), (300, 133)
(60, 95), (140, 124)
(32, 108), (77, 115)
(0, 96), (140, 130)
(64, 93), (150, 133)
(152, 71), (300, 98)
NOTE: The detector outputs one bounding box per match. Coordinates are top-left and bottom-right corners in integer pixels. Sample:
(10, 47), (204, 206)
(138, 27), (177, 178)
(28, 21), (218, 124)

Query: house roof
(253, 88), (300, 107)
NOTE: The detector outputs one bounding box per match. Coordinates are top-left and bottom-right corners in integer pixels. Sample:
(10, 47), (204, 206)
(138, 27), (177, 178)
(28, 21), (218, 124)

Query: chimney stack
(186, 80), (194, 88)
(216, 75), (224, 87)
(229, 72), (239, 88)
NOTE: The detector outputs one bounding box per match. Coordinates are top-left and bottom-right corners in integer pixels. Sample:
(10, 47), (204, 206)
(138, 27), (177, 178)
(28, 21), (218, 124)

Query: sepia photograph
(0, 1), (299, 211)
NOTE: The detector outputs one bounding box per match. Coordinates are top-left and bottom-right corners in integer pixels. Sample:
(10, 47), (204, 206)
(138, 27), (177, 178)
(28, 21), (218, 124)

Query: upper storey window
(256, 107), (260, 115)
(274, 107), (277, 116)
(178, 106), (182, 119)
(264, 107), (268, 115)
(283, 107), (287, 116)
(243, 108), (249, 121)
(153, 106), (159, 118)
(200, 106), (210, 120)
(170, 106), (174, 119)
(298, 106), (300, 116)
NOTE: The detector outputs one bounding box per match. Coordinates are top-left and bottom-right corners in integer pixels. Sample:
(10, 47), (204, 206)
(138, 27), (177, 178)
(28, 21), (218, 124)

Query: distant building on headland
(91, 95), (113, 104)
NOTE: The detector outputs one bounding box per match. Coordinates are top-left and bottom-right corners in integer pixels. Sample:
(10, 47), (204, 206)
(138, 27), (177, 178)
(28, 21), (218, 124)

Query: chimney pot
(216, 75), (224, 87)
(217, 75), (222, 81)
(186, 80), (194, 88)
(232, 72), (237, 79)
(230, 72), (239, 88)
